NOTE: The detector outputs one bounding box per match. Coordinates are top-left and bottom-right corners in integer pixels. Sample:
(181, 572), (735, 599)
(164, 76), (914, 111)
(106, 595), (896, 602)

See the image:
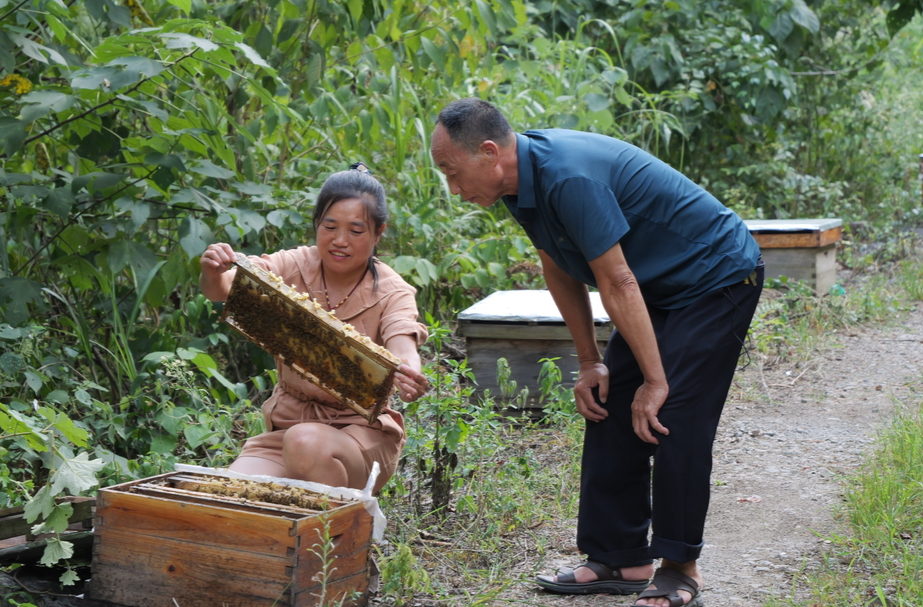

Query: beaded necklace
(321, 263), (369, 312)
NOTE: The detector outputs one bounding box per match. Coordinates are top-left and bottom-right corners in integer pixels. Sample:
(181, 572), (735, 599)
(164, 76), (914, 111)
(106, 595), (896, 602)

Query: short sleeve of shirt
(377, 288), (428, 347)
(248, 249), (299, 284)
(546, 177), (630, 264)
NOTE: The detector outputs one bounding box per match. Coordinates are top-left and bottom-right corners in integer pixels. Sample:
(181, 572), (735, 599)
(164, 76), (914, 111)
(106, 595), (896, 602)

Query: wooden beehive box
(744, 218), (842, 294)
(87, 471), (373, 607)
(457, 290), (612, 413)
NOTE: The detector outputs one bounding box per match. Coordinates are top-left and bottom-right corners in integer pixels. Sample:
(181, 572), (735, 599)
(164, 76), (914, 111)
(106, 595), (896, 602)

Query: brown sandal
(535, 560), (651, 595)
(631, 567), (703, 607)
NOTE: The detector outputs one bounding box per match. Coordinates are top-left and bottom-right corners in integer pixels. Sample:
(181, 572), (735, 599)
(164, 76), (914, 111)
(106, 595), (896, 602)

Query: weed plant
(378, 348), (583, 604)
(769, 392), (923, 607)
(750, 264), (915, 366)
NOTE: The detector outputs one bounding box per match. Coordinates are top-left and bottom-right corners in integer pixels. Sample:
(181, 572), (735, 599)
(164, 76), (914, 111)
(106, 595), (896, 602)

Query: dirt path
(518, 304), (923, 607)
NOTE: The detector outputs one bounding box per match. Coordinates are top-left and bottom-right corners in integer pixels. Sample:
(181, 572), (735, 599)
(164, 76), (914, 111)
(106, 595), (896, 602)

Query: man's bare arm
(588, 242), (669, 443)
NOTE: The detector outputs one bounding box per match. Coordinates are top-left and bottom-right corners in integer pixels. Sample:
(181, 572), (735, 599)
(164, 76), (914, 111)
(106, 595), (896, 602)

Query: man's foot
(535, 561), (654, 595)
(631, 560), (703, 607)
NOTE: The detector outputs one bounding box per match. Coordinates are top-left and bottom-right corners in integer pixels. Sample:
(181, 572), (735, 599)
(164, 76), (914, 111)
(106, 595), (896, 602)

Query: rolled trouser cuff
(650, 535), (704, 564)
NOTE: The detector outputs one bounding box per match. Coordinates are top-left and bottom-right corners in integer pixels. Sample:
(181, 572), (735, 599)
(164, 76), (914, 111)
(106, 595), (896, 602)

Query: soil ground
(510, 303), (923, 607)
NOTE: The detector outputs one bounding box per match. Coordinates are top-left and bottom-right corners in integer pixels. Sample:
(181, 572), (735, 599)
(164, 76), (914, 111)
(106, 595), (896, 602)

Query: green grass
(767, 395), (923, 607)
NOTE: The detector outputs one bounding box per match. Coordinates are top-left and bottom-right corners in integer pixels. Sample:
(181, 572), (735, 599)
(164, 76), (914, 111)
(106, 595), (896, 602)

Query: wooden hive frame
(220, 254), (401, 422)
(88, 471), (374, 607)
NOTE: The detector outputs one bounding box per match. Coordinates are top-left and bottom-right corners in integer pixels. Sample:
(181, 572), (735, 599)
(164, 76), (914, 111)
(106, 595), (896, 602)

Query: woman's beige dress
(236, 246), (427, 491)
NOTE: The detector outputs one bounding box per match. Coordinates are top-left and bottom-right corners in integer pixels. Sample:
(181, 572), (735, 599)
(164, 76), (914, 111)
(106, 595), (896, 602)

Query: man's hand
(574, 361), (610, 422)
(630, 380), (670, 444)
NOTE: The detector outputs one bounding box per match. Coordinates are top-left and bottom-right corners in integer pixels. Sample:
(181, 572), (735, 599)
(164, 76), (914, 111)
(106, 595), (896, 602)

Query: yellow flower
(0, 73), (33, 95)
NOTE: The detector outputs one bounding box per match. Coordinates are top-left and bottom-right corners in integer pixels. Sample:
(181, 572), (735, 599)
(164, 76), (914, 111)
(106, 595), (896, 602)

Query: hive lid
(458, 290), (610, 324)
(744, 218), (842, 232)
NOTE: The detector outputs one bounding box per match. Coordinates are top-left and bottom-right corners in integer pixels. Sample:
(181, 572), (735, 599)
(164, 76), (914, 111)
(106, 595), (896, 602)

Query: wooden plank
(1, 513), (37, 542)
(292, 504), (372, 592)
(817, 226), (842, 248)
(749, 225), (842, 249)
(761, 245), (837, 294)
(89, 527), (294, 607)
(0, 505), (24, 519)
(0, 530), (93, 565)
(0, 496), (95, 541)
(96, 489), (296, 555)
(99, 471), (175, 493)
(292, 502), (372, 559)
(90, 473), (372, 606)
(458, 320), (612, 341)
(294, 549), (370, 593)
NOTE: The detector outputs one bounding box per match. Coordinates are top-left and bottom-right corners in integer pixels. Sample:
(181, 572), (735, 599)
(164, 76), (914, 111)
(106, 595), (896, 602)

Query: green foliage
(537, 357), (578, 421)
(377, 542), (432, 605)
(778, 395), (923, 606)
(884, 0), (923, 35)
(749, 271), (911, 363)
(494, 356), (530, 407)
(0, 394), (103, 583)
(847, 400), (923, 549)
(399, 316), (482, 517)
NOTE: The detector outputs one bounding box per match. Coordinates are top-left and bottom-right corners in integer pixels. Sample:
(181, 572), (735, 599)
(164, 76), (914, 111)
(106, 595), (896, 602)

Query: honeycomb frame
(220, 254), (400, 422)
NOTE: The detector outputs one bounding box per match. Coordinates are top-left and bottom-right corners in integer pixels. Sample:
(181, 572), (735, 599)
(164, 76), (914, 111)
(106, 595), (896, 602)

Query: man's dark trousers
(578, 263), (765, 568)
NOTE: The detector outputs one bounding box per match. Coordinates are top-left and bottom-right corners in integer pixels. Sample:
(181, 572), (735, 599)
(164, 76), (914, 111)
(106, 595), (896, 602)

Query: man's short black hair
(436, 98), (514, 153)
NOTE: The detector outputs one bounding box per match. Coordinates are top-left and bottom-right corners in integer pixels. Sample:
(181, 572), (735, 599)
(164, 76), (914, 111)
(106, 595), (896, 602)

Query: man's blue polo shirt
(502, 130), (760, 309)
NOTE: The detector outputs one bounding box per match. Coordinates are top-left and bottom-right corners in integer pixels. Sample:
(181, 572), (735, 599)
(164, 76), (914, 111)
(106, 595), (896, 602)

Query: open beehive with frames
(220, 254), (401, 422)
(87, 471), (374, 607)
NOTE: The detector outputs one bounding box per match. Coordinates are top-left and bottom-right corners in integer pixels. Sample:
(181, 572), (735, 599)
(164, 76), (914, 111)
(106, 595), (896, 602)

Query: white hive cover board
(458, 290), (610, 324)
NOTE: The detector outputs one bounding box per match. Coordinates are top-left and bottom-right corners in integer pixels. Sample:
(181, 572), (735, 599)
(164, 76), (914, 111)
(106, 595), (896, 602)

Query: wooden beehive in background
(744, 218), (843, 294)
(457, 290), (612, 416)
(87, 471), (373, 607)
